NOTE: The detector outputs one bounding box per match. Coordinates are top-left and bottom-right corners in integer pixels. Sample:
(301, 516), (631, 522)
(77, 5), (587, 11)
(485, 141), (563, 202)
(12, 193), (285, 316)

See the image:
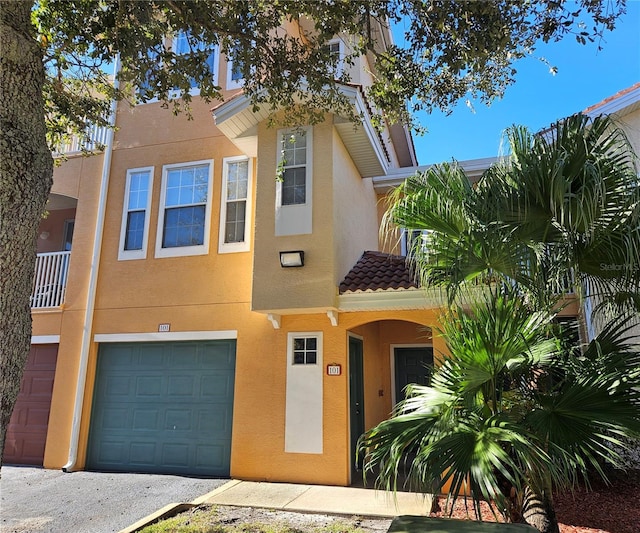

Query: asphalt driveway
(0, 466), (227, 533)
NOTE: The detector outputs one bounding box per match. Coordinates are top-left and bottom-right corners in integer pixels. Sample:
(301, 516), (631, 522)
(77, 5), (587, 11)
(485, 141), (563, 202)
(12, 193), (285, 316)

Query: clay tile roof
(583, 82), (640, 114)
(339, 251), (419, 294)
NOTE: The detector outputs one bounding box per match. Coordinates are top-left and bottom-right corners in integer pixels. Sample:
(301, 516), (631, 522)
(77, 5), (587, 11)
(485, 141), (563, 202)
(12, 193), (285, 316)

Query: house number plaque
(327, 363), (341, 376)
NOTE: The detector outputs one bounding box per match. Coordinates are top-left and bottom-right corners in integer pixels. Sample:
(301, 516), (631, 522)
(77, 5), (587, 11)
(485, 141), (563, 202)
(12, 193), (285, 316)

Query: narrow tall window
(275, 127), (312, 236)
(156, 161), (213, 258)
(325, 39), (344, 78)
(280, 131), (308, 206)
(119, 167), (153, 260)
(219, 157), (251, 253)
(226, 44), (243, 90)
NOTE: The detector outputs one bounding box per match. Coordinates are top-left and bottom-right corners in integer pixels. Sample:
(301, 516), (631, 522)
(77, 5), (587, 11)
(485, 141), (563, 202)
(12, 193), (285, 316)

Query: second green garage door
(87, 340), (235, 476)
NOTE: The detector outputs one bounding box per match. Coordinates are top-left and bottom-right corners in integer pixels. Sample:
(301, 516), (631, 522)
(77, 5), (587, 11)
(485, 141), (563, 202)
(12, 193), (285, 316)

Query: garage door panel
(29, 376), (56, 396)
(165, 409), (192, 431)
(94, 440), (126, 464)
(136, 376), (163, 396)
(139, 346), (163, 366)
(87, 340), (235, 476)
(25, 406), (51, 427)
(161, 443), (189, 467)
(133, 409), (159, 430)
(105, 375), (131, 397)
(196, 445), (223, 468)
(168, 375), (196, 396)
(130, 442), (156, 464)
(102, 408), (130, 430)
(201, 374), (234, 397)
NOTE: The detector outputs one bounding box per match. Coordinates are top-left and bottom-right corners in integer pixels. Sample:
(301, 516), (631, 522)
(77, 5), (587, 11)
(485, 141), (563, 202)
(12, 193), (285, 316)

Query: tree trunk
(0, 1), (54, 466)
(521, 485), (560, 533)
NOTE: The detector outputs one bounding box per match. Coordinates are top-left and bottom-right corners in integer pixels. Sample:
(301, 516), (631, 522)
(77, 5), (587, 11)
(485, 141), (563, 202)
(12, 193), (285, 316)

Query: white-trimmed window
(155, 160), (213, 258)
(325, 38), (344, 78)
(292, 336), (318, 365)
(225, 44), (243, 90)
(173, 30), (218, 95)
(275, 127), (313, 236)
(219, 156), (252, 253)
(119, 167), (154, 260)
(401, 229), (430, 257)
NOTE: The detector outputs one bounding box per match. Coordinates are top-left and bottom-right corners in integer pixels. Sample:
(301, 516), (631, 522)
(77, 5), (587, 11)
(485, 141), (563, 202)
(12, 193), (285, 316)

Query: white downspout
(63, 54), (120, 471)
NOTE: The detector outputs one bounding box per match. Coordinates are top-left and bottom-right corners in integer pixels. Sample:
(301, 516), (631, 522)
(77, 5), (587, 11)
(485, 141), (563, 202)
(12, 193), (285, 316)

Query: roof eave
(337, 287), (444, 312)
(212, 84), (390, 176)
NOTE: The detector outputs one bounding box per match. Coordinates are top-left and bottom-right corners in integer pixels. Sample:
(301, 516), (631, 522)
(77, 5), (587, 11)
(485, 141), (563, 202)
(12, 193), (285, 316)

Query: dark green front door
(394, 347), (433, 403)
(87, 340), (235, 476)
(349, 336), (365, 475)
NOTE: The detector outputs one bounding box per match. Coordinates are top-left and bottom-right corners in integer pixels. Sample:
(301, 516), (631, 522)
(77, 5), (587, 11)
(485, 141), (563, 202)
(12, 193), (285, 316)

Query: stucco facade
(10, 24), (456, 486)
(9, 38), (638, 486)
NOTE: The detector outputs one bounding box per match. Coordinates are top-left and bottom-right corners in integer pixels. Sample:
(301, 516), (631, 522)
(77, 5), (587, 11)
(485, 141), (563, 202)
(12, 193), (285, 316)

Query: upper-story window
(155, 160), (213, 258)
(225, 44), (243, 90)
(401, 229), (429, 257)
(325, 38), (344, 78)
(279, 130), (309, 206)
(173, 30), (218, 94)
(138, 32), (217, 101)
(275, 127), (313, 236)
(119, 167), (154, 261)
(219, 156), (252, 253)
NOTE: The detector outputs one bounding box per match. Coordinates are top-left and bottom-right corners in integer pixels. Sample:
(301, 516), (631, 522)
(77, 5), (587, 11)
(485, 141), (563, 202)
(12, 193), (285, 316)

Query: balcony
(54, 123), (109, 156)
(31, 251), (71, 309)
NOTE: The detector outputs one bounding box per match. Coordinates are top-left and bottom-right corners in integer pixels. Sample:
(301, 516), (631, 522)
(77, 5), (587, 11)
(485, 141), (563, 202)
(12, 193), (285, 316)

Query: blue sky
(411, 1), (640, 165)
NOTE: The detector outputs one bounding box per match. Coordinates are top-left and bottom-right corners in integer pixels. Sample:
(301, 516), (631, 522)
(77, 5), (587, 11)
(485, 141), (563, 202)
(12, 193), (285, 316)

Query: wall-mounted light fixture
(279, 250), (304, 268)
(39, 231), (50, 240)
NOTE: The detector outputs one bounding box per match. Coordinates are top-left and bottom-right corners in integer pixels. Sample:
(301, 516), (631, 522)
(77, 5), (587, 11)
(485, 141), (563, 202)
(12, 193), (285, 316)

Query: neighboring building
(5, 15), (638, 486)
(582, 82), (640, 341)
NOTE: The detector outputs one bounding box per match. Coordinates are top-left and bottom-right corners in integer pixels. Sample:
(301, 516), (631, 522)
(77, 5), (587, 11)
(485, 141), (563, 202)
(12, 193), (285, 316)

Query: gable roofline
(211, 83), (391, 177)
(371, 156), (497, 193)
(584, 82), (640, 117)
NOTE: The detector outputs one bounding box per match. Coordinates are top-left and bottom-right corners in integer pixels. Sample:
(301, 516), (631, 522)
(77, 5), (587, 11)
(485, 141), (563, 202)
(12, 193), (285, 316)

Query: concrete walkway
(122, 480), (432, 532)
(194, 480), (432, 517)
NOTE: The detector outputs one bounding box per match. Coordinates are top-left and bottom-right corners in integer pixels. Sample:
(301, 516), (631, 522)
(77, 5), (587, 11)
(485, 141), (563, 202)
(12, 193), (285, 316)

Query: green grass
(139, 506), (370, 533)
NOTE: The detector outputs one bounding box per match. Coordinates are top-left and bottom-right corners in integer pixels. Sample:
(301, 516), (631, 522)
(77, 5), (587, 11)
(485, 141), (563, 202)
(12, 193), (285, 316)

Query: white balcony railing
(31, 251), (71, 309)
(54, 123), (110, 155)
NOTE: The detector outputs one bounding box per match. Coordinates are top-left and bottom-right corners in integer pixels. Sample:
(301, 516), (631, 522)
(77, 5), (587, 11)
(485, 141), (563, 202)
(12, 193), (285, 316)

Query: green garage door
(87, 340), (235, 476)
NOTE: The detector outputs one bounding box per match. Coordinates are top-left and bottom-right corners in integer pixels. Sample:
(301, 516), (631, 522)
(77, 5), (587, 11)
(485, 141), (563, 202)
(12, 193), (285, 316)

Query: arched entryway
(346, 318), (434, 485)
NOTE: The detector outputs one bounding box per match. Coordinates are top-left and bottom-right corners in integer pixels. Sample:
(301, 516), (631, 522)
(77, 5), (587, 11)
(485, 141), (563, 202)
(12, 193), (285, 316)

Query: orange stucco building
(6, 23), (448, 486)
(7, 17), (638, 487)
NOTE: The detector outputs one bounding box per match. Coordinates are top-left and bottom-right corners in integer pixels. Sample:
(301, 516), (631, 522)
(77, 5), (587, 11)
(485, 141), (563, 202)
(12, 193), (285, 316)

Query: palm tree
(383, 113), (640, 316)
(359, 288), (640, 532)
(367, 113), (640, 531)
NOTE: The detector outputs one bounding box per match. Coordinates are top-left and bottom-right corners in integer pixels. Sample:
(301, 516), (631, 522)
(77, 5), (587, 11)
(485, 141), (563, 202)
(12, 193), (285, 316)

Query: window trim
(218, 156), (252, 254)
(275, 126), (313, 236)
(118, 166), (154, 261)
(225, 45), (243, 90)
(400, 228), (430, 257)
(155, 159), (213, 259)
(287, 332), (323, 367)
(138, 33), (218, 103)
(171, 30), (219, 97)
(326, 38), (344, 78)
